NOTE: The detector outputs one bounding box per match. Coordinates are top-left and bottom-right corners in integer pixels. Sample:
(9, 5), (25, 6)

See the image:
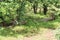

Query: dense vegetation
(0, 0), (60, 27)
(0, 0), (60, 40)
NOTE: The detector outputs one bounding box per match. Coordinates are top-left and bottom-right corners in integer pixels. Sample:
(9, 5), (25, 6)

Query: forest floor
(0, 28), (57, 40)
(0, 14), (59, 40)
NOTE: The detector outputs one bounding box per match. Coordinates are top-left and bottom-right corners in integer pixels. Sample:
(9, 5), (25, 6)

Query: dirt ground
(1, 29), (57, 40)
(21, 29), (57, 40)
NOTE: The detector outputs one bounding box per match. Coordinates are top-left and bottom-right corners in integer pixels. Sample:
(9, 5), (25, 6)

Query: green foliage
(0, 2), (19, 23)
(55, 27), (60, 40)
(0, 0), (60, 39)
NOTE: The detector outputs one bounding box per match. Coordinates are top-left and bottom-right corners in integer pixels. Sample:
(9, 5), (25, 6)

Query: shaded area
(24, 15), (56, 29)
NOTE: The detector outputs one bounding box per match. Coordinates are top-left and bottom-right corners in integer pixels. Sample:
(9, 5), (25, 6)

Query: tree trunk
(43, 4), (47, 15)
(33, 1), (38, 14)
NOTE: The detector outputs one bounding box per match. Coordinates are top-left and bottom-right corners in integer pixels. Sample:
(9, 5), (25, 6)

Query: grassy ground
(0, 13), (60, 40)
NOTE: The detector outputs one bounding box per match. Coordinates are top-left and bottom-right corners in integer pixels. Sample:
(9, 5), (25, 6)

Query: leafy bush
(55, 27), (60, 40)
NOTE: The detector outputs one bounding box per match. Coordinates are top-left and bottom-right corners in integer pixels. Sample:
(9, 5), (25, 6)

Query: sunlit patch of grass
(52, 22), (60, 28)
(12, 26), (26, 32)
(26, 13), (47, 18)
(11, 25), (39, 37)
(0, 36), (19, 40)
